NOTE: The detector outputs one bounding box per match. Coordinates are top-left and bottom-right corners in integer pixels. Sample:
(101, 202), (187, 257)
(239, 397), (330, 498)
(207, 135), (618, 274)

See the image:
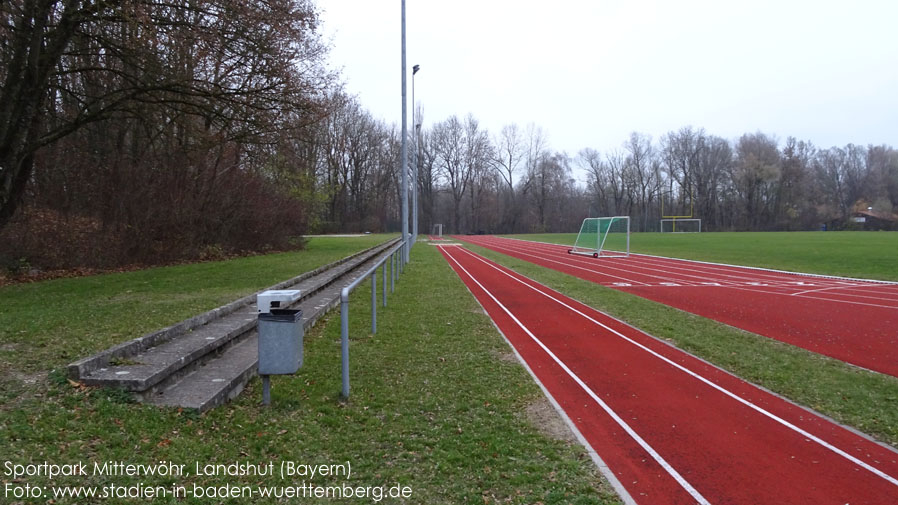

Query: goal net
(660, 218), (701, 233)
(569, 217), (630, 258)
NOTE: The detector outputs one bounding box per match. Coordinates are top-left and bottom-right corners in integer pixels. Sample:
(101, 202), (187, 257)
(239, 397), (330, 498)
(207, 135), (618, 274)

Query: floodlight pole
(400, 0), (409, 264)
(414, 122), (421, 243)
(412, 64), (420, 244)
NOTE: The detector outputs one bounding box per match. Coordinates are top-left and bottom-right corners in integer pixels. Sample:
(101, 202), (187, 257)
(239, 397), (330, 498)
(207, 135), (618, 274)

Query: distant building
(849, 210), (898, 231)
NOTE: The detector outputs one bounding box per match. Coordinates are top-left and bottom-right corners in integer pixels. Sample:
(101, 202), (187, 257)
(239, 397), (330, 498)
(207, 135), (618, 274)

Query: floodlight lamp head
(413, 64), (420, 74)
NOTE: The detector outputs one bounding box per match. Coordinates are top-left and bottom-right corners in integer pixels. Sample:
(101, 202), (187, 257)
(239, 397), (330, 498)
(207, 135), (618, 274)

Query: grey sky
(318, 0), (897, 159)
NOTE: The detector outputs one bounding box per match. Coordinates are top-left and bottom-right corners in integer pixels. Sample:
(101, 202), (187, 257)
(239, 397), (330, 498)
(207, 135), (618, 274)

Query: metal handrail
(339, 238), (408, 398)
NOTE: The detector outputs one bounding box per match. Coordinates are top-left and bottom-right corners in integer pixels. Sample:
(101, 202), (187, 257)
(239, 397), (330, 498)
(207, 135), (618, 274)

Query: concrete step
(146, 334), (259, 411)
(79, 307), (257, 391)
(69, 239), (398, 400)
(144, 248), (392, 411)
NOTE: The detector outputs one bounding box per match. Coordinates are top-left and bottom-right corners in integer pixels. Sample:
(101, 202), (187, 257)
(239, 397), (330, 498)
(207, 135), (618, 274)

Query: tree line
(2, 1), (896, 273)
(1, 0), (332, 269)
(312, 103), (898, 237)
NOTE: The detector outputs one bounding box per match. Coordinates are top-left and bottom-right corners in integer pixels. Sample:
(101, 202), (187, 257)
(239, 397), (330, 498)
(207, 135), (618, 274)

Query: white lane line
(627, 255), (801, 284)
(789, 293), (898, 310)
(439, 246), (712, 505)
(478, 237), (767, 287)
(629, 249), (898, 285)
(454, 246), (898, 488)
(472, 237), (714, 286)
(484, 238), (898, 310)
(790, 284), (898, 303)
(495, 235), (898, 287)
(467, 238), (650, 286)
(444, 252), (640, 505)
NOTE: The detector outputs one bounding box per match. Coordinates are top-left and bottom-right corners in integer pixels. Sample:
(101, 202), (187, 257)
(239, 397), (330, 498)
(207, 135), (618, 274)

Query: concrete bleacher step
(78, 308), (257, 392)
(69, 239), (398, 410)
(144, 333), (259, 411)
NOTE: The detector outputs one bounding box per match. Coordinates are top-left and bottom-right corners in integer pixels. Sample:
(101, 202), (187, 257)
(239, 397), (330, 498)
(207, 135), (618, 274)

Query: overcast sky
(317, 0), (897, 162)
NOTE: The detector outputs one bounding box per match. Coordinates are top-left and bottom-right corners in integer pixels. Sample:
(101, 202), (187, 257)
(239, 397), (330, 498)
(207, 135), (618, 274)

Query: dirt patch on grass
(3, 367), (48, 388)
(525, 396), (578, 445)
(0, 367), (48, 412)
(491, 349), (519, 363)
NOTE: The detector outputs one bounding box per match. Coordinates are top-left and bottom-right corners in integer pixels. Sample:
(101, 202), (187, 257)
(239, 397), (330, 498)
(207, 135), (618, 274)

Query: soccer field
(506, 231), (898, 282)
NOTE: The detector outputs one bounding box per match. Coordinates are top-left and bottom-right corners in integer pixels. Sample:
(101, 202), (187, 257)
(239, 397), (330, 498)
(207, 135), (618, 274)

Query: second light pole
(412, 64), (420, 244)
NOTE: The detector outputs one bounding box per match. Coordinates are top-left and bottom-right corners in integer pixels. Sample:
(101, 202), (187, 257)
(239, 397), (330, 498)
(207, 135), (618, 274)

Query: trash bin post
(262, 375), (271, 405)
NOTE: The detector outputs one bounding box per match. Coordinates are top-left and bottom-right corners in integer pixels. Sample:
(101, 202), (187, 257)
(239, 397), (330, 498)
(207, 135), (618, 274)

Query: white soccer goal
(569, 216), (630, 258)
(431, 224), (443, 238)
(660, 218), (701, 233)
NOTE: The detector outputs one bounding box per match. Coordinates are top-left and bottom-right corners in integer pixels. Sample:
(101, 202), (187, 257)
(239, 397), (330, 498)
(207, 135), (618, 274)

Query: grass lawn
(510, 231), (898, 281)
(0, 234), (393, 374)
(463, 240), (898, 448)
(0, 238), (619, 504)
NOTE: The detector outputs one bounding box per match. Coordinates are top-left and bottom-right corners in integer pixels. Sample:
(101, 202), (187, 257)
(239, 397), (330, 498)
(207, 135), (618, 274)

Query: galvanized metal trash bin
(258, 308), (303, 405)
(258, 309), (303, 374)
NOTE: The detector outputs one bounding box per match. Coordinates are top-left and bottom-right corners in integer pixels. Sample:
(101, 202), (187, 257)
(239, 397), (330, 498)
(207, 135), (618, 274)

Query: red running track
(437, 244), (898, 505)
(457, 235), (898, 378)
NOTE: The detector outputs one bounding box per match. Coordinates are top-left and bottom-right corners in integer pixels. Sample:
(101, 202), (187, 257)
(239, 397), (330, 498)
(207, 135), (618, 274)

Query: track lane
(438, 244), (898, 505)
(467, 235), (898, 309)
(458, 235), (898, 377)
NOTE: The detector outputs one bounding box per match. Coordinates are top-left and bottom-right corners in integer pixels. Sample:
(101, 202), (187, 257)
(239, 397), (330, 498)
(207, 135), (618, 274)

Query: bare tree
(431, 116), (467, 232)
(416, 129), (437, 234)
(0, 0), (329, 230)
(866, 145), (898, 211)
(464, 115), (494, 233)
(623, 132), (660, 231)
(660, 127), (705, 216)
(492, 123), (524, 231)
(811, 143), (872, 225)
(578, 148), (609, 216)
(605, 149), (630, 215)
(317, 93), (390, 230)
(520, 124), (548, 192)
(694, 136), (732, 230)
(530, 152), (570, 231)
(732, 133), (781, 229)
(843, 144), (869, 214)
(776, 137), (815, 229)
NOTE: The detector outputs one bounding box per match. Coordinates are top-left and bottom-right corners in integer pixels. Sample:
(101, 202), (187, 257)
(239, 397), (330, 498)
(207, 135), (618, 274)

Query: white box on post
(257, 289), (302, 313)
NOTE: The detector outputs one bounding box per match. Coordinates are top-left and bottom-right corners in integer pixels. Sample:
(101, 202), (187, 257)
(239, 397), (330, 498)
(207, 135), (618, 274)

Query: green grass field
(0, 238), (619, 504)
(511, 231), (898, 281)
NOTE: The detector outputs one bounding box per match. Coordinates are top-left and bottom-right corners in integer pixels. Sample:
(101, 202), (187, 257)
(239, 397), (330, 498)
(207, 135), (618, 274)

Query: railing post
(338, 242), (405, 400)
(340, 289), (350, 398)
(371, 271), (377, 334)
